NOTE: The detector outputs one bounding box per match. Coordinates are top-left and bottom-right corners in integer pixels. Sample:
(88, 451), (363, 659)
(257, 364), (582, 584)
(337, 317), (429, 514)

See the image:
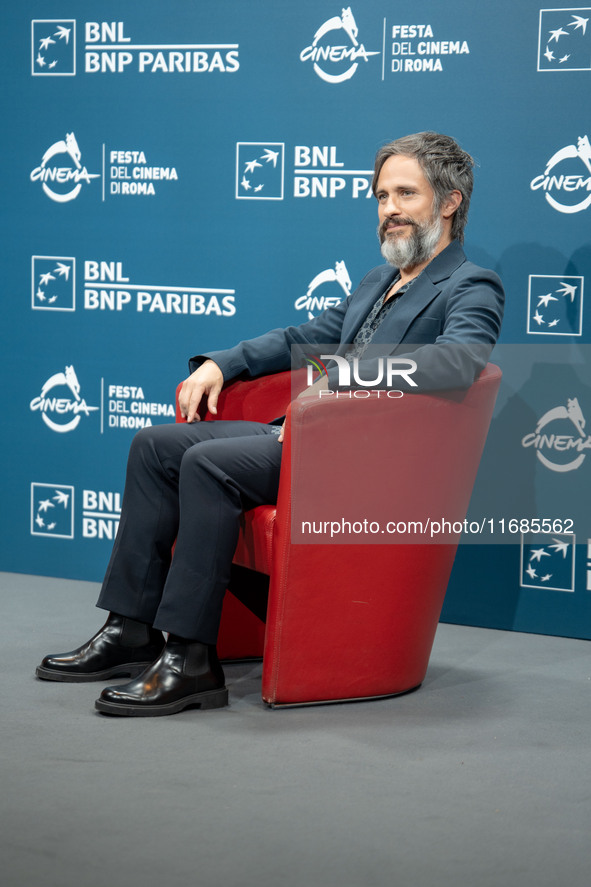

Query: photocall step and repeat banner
(1, 1), (590, 639)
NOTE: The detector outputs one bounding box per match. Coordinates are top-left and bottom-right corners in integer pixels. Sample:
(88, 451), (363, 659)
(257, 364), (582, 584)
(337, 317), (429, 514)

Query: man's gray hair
(372, 132), (475, 243)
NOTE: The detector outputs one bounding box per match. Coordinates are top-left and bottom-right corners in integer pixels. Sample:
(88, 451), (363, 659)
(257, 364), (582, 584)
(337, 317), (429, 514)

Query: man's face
(375, 154), (446, 270)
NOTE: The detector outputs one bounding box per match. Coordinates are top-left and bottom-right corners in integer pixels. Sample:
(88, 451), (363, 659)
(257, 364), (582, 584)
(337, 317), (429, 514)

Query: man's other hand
(178, 360), (224, 423)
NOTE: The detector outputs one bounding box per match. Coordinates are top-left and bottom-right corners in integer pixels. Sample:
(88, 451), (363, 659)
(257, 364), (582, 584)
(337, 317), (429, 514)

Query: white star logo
(570, 16), (588, 35)
(537, 293), (558, 308)
(549, 538), (570, 558)
(548, 27), (568, 43)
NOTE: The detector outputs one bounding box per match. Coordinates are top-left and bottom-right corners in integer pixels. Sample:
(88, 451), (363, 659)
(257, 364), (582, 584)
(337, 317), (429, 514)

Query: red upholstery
(176, 365), (501, 706)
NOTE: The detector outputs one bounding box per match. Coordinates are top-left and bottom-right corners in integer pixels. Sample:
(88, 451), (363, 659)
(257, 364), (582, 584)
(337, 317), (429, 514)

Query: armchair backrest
(280, 362), (502, 545)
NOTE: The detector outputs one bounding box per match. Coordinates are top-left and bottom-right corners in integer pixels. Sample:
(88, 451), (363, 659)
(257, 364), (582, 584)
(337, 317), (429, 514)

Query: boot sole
(35, 662), (153, 683)
(95, 687), (229, 717)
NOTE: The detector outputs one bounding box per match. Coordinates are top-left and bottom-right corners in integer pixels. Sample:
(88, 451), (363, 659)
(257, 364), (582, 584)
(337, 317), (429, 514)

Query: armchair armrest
(176, 369), (307, 424)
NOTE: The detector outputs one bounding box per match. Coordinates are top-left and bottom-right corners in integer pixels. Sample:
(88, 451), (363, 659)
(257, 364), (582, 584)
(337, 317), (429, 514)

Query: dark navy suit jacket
(190, 240), (504, 391)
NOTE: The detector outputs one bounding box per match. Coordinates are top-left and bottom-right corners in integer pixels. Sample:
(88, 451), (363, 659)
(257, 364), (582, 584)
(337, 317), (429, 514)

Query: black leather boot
(95, 635), (228, 716)
(36, 613), (165, 682)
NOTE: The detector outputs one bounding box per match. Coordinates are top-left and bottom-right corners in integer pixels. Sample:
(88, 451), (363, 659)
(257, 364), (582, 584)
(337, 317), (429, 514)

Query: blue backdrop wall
(2, 1), (590, 639)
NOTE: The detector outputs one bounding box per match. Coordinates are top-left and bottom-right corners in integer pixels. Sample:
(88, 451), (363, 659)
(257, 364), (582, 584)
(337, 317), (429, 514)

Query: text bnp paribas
(84, 21), (240, 74)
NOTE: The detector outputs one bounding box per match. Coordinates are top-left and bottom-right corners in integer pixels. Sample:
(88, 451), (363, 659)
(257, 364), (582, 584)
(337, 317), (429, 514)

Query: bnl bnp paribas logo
(31, 484), (122, 541)
(32, 19), (239, 75)
(31, 21), (76, 75)
(537, 9), (590, 71)
(521, 533), (591, 592)
(32, 257), (76, 311)
(527, 275), (584, 336)
(31, 255), (236, 317)
(31, 485), (75, 538)
(530, 134), (591, 213)
(520, 534), (576, 592)
(236, 143), (374, 200)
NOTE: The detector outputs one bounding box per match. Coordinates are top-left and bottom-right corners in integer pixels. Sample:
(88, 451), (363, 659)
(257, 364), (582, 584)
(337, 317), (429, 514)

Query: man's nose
(382, 194), (401, 215)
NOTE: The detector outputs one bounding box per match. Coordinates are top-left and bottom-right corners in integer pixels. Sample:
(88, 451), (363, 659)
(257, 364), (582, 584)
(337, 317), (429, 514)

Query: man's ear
(442, 190), (462, 219)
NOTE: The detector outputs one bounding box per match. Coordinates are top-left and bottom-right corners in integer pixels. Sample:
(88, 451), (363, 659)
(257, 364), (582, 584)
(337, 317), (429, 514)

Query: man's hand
(277, 375), (329, 442)
(178, 360), (224, 424)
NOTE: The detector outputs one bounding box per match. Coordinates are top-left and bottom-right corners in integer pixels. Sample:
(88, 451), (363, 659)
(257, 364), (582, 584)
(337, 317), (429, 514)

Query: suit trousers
(96, 420), (283, 644)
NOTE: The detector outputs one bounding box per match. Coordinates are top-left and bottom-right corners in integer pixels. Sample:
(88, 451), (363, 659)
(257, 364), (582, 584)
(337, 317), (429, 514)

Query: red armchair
(176, 365), (501, 706)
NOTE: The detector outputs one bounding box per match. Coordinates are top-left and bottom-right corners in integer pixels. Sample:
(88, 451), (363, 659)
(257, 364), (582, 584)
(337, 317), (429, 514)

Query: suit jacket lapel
(369, 275), (440, 346)
(368, 241), (467, 347)
(336, 265), (398, 351)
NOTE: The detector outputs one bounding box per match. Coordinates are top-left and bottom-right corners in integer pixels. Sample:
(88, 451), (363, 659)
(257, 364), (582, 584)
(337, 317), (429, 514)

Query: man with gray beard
(37, 132), (504, 717)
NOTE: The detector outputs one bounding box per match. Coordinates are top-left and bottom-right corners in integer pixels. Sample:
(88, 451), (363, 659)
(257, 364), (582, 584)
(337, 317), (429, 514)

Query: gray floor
(2, 572), (590, 887)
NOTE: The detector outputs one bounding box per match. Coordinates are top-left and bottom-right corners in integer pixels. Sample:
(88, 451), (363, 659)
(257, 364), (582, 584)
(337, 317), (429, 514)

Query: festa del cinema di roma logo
(30, 360), (174, 433)
(30, 132), (99, 202)
(521, 396), (591, 472)
(31, 134), (179, 202)
(299, 9), (470, 81)
(300, 7), (379, 83)
(295, 261), (352, 320)
(30, 366), (98, 432)
(530, 134), (591, 213)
